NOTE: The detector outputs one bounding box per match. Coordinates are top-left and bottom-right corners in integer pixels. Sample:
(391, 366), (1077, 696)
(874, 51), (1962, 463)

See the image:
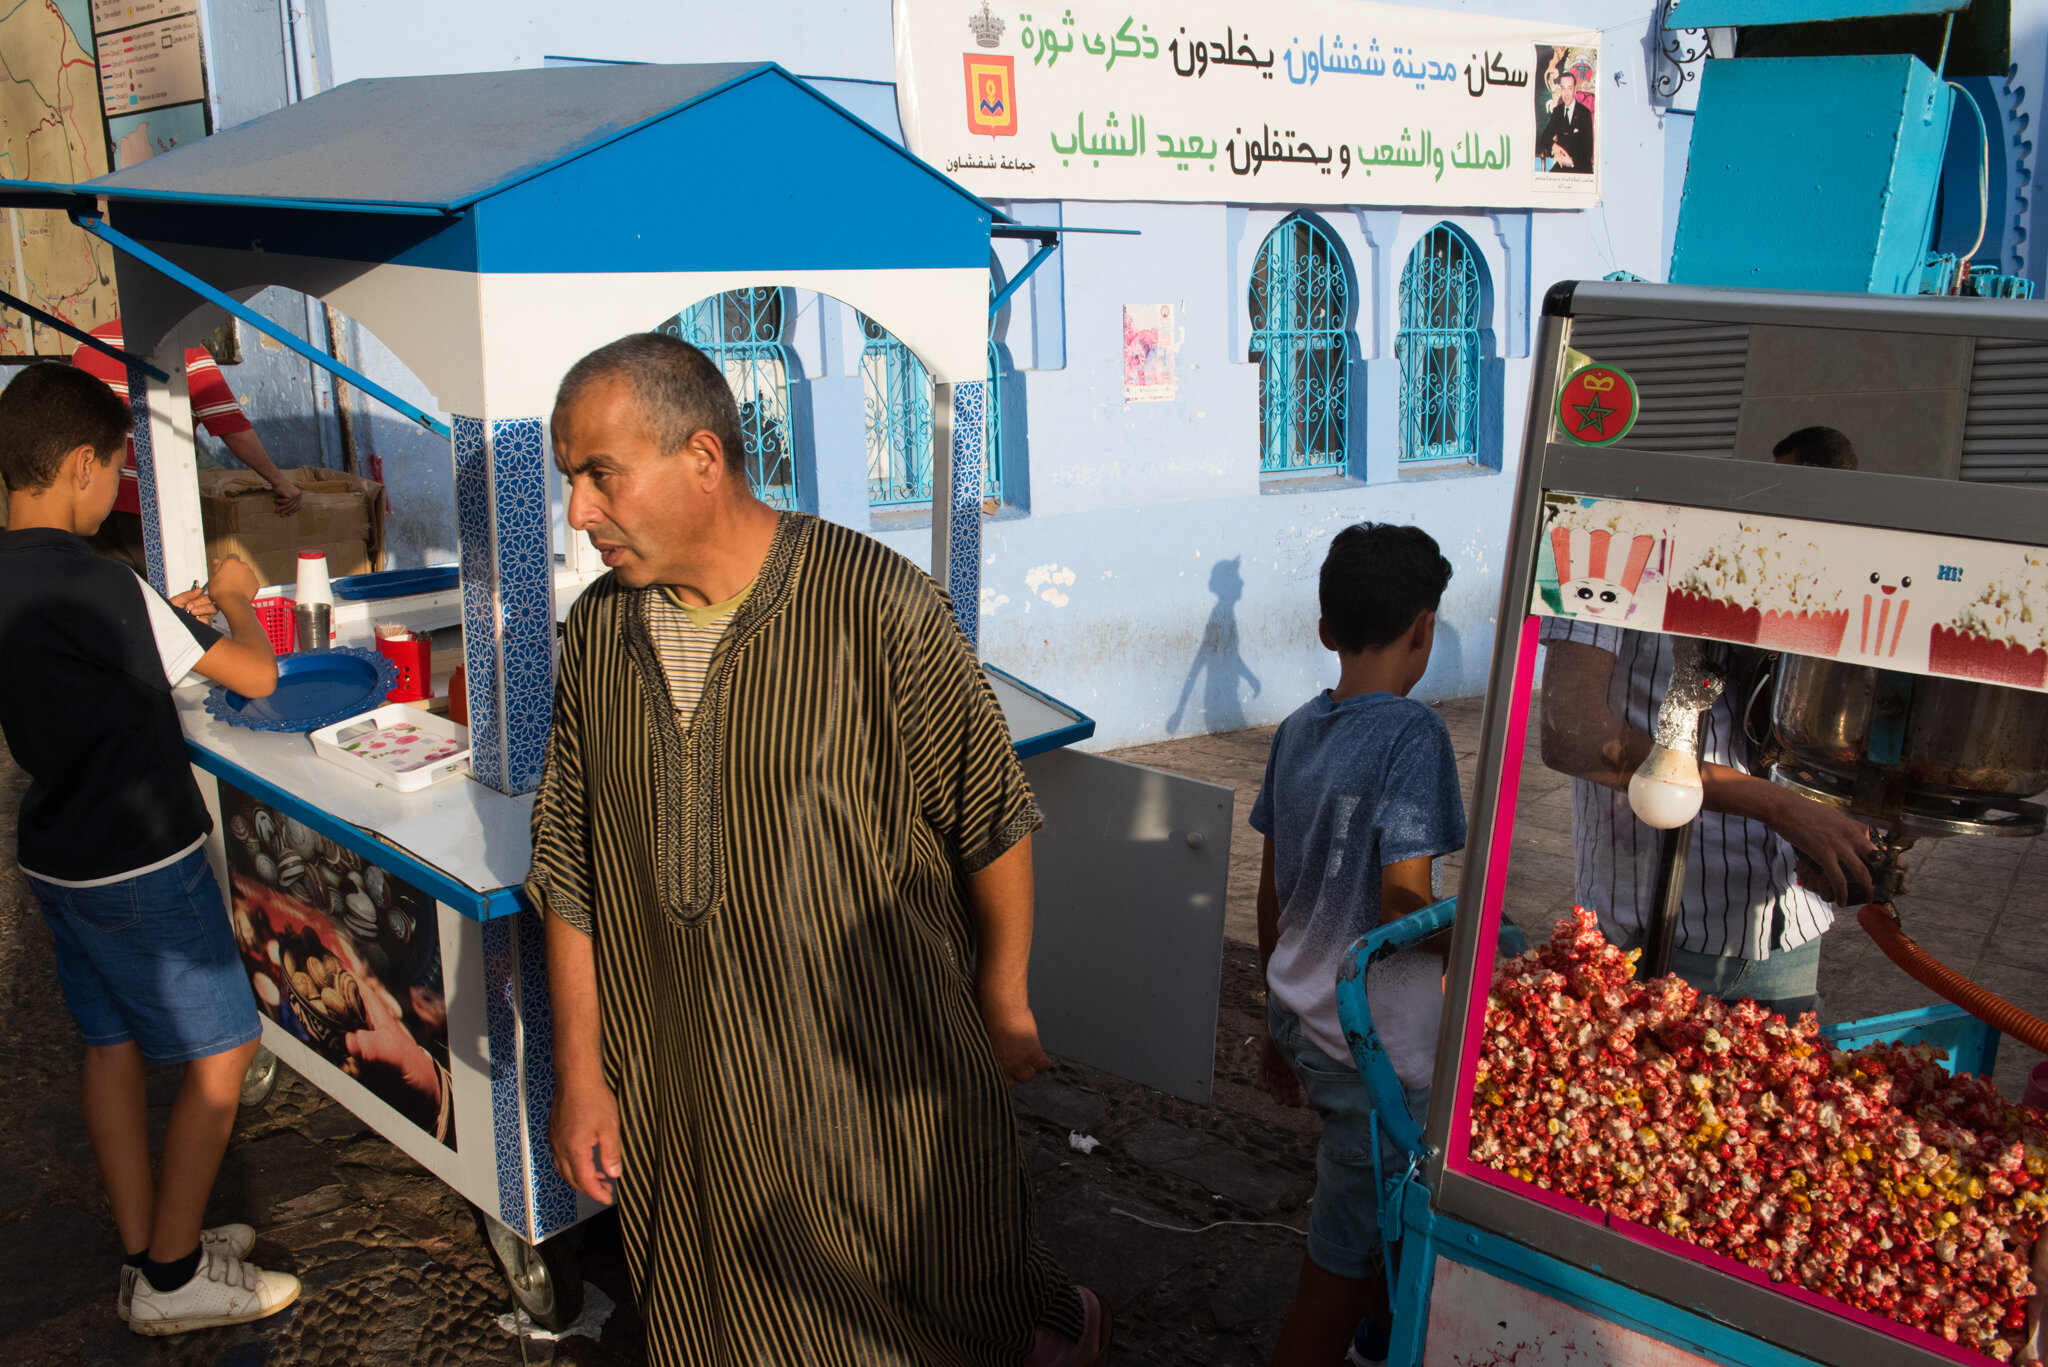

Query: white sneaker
(127, 1248), (299, 1335)
(117, 1225), (259, 1321)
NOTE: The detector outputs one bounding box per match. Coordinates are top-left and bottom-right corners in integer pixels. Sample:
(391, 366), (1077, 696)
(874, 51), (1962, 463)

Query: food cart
(0, 61), (1236, 1328)
(1347, 279), (2048, 1367)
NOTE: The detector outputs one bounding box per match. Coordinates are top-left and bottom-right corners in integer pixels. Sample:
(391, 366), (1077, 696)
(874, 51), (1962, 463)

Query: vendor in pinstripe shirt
(1537, 428), (1874, 1017)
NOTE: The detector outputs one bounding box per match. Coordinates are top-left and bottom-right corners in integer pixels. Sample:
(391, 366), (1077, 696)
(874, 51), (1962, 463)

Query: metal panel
(1552, 279), (2048, 343)
(1568, 313), (1749, 458)
(1961, 336), (2048, 483)
(1022, 749), (1232, 1103)
(1671, 57), (1951, 296)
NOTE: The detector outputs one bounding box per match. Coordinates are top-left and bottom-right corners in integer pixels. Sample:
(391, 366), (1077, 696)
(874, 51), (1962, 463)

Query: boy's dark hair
(0, 363), (132, 493)
(1320, 522), (1454, 654)
(554, 332), (746, 475)
(1772, 425), (1858, 470)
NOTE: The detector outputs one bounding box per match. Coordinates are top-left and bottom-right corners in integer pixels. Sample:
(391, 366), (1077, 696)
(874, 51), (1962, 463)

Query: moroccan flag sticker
(964, 54), (1018, 137)
(1558, 363), (1639, 446)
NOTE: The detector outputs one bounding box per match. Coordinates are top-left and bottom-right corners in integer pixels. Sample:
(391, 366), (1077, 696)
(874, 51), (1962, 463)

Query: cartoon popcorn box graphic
(1928, 550), (2048, 688)
(1550, 526), (1658, 622)
(1660, 521), (1849, 654)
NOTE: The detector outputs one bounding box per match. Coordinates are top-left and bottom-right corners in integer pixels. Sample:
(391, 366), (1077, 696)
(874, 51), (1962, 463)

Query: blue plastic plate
(204, 648), (400, 732)
(329, 565), (459, 601)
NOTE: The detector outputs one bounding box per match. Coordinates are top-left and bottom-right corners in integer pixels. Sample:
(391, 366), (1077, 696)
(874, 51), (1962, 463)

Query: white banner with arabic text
(895, 0), (1601, 207)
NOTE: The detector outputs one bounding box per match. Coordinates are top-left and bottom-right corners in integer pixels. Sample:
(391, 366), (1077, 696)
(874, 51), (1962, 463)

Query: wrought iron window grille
(667, 287), (799, 509)
(1249, 215), (1351, 475)
(861, 312), (938, 508)
(1397, 224), (1485, 464)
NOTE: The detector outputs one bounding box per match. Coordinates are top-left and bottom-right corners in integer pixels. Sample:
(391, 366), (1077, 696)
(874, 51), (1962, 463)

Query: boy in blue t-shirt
(1251, 522), (1465, 1367)
(0, 364), (298, 1336)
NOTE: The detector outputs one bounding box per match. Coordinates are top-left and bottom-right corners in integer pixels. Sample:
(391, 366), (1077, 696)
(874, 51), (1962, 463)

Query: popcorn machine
(1365, 280), (2048, 1367)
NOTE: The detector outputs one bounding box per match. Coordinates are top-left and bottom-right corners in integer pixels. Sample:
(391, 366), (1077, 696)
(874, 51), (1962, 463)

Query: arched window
(666, 287), (798, 508)
(1249, 216), (1350, 474)
(1397, 225), (1486, 463)
(861, 313), (936, 507)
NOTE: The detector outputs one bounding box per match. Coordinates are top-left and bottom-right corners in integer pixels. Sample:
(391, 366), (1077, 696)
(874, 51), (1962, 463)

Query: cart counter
(176, 663), (1095, 1250)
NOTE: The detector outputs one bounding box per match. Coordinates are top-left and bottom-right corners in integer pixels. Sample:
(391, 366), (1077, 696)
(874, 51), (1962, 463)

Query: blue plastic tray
(329, 565), (459, 601)
(203, 648), (400, 732)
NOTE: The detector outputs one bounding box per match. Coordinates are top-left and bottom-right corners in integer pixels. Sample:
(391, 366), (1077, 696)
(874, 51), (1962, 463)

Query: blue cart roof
(7, 62), (1003, 275)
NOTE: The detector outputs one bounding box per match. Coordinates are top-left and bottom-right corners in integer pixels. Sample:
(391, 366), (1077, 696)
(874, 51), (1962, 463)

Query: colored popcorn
(1471, 908), (2048, 1360)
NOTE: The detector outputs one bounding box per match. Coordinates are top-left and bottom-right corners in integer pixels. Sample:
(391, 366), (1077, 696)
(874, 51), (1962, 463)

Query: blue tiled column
(941, 381), (984, 648)
(127, 366), (168, 595)
(454, 417), (556, 796)
(481, 909), (581, 1240)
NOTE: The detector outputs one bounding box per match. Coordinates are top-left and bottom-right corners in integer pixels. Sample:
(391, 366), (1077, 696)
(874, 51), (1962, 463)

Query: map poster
(107, 102), (209, 169)
(95, 9), (205, 118)
(0, 0), (120, 358)
(895, 0), (1599, 207)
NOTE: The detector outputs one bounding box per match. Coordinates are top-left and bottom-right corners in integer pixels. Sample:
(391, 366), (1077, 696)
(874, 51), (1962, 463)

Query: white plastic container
(309, 705), (470, 792)
(295, 549), (333, 606)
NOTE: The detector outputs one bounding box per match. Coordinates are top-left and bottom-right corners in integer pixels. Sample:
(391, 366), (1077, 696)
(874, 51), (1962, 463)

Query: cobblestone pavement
(7, 695), (2046, 1366)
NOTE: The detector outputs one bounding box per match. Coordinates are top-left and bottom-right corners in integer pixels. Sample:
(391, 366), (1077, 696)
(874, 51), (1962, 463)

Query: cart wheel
(238, 1045), (280, 1110)
(475, 1208), (585, 1333)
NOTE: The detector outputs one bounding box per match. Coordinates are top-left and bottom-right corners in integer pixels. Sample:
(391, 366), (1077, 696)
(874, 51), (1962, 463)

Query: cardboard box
(200, 465), (384, 589)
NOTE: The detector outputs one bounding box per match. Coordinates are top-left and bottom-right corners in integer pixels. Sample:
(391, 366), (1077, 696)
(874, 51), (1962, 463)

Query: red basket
(253, 597), (296, 653)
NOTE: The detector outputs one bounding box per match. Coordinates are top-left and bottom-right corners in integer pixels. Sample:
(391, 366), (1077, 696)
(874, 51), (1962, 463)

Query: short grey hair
(554, 333), (746, 474)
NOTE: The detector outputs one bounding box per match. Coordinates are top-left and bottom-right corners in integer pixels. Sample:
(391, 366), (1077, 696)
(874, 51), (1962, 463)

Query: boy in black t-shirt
(0, 364), (298, 1335)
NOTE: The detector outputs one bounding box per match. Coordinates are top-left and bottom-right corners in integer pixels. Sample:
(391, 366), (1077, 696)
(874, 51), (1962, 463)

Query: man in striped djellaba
(526, 333), (1109, 1366)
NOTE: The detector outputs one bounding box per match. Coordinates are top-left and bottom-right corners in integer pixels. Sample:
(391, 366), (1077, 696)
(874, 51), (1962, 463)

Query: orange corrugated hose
(1858, 903), (2048, 1056)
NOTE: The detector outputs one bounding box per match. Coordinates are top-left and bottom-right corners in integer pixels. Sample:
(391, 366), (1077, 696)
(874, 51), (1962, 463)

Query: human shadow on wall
(1165, 557), (1261, 735)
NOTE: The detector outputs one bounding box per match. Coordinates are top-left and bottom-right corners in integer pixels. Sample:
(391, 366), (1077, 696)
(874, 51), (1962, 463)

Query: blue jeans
(1268, 999), (1428, 1280)
(26, 847), (261, 1066)
(1620, 932), (1824, 1019)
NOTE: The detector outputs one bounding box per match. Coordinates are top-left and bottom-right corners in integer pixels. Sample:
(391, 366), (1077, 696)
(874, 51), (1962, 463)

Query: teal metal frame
(1251, 215), (1351, 474)
(1397, 224), (1485, 463)
(670, 287), (800, 509)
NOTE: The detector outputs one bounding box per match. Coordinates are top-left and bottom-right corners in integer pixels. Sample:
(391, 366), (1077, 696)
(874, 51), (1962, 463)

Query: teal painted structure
(1667, 0), (1964, 25)
(1670, 56), (1953, 294)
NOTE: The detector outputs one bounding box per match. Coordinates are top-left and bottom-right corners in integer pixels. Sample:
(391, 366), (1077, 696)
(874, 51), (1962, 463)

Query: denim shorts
(26, 846), (261, 1066)
(1269, 999), (1429, 1281)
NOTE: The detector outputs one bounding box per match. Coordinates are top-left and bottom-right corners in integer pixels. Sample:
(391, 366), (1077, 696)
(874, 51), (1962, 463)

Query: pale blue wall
(216, 0), (1699, 747)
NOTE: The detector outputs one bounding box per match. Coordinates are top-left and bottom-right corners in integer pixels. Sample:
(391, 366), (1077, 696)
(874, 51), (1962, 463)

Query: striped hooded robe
(525, 512), (1083, 1365)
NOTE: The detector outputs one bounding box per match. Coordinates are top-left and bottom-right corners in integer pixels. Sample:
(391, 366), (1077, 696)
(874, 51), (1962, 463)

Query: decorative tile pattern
(480, 914), (526, 1233)
(513, 908), (581, 1237)
(128, 367), (167, 594)
(453, 417), (500, 785)
(947, 382), (984, 647)
(453, 416), (558, 796)
(491, 418), (556, 795)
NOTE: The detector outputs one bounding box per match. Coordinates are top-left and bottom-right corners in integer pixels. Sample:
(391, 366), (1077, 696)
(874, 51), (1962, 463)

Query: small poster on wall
(219, 782), (456, 1149)
(1532, 43), (1597, 187)
(1124, 303), (1177, 402)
